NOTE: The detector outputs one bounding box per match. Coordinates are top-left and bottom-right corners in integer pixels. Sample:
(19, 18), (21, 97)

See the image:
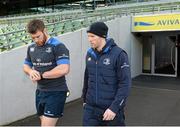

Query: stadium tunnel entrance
(132, 13), (180, 77)
(133, 31), (180, 77)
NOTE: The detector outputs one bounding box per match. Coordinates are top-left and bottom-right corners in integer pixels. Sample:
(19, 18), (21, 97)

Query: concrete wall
(0, 47), (37, 125)
(131, 34), (142, 77)
(0, 17), (141, 125)
(0, 54), (3, 124)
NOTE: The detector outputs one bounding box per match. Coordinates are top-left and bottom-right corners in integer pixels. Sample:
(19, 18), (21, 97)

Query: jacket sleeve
(82, 67), (89, 103)
(109, 51), (131, 114)
(82, 53), (89, 103)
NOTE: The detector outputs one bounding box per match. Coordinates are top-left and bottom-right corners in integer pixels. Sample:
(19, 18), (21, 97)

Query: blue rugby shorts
(35, 89), (67, 118)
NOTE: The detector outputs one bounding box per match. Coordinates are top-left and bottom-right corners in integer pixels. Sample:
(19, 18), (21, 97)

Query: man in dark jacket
(82, 21), (131, 126)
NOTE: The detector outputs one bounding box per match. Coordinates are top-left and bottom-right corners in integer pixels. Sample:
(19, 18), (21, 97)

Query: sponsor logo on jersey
(36, 58), (41, 62)
(30, 47), (35, 52)
(46, 47), (52, 53)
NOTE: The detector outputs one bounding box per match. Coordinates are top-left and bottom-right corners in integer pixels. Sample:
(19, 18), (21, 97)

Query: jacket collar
(88, 38), (117, 59)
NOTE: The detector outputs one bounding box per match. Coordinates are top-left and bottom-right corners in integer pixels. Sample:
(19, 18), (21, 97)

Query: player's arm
(23, 64), (33, 75)
(23, 47), (41, 81)
(42, 64), (69, 79)
(42, 42), (70, 79)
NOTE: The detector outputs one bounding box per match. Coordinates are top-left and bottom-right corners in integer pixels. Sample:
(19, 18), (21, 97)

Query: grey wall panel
(81, 28), (91, 91)
(106, 19), (120, 44)
(131, 35), (142, 77)
(118, 16), (132, 58)
(0, 54), (3, 124)
(0, 46), (36, 125)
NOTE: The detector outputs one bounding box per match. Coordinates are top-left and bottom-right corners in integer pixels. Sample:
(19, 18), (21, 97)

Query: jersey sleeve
(24, 46), (33, 68)
(54, 43), (70, 65)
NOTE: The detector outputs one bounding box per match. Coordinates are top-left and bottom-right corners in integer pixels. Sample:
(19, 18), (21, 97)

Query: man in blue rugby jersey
(23, 19), (70, 126)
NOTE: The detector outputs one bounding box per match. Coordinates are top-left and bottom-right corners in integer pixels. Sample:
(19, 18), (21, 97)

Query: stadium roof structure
(0, 0), (121, 16)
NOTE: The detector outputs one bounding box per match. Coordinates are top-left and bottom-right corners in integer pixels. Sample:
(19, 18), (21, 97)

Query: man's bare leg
(41, 115), (58, 126)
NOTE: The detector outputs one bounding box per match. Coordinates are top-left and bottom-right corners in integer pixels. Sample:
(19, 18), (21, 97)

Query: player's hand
(103, 108), (116, 121)
(29, 70), (41, 81)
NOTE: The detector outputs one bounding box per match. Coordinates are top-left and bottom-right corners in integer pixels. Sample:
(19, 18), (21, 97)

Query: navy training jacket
(82, 38), (131, 114)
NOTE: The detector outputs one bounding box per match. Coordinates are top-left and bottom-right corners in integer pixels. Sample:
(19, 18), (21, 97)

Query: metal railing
(0, 11), (117, 52)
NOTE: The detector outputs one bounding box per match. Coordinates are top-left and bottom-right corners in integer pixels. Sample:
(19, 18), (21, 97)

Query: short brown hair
(27, 19), (45, 34)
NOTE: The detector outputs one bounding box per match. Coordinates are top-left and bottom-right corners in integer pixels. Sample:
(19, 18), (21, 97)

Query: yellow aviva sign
(132, 13), (180, 32)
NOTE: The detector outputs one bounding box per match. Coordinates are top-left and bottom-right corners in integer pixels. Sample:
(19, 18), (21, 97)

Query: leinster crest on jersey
(103, 58), (110, 65)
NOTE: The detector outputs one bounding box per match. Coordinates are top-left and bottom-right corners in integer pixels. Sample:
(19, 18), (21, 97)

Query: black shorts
(35, 89), (67, 118)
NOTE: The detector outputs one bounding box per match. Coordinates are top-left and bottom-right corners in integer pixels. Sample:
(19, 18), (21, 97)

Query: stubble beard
(38, 32), (47, 46)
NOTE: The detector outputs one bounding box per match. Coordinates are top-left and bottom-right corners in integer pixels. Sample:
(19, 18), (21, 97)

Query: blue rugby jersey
(24, 37), (69, 91)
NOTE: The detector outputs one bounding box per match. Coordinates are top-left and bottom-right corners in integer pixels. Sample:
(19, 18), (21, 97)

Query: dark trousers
(83, 104), (125, 126)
